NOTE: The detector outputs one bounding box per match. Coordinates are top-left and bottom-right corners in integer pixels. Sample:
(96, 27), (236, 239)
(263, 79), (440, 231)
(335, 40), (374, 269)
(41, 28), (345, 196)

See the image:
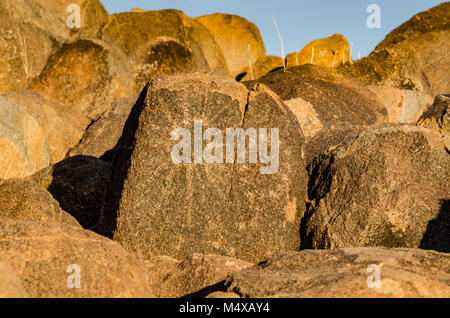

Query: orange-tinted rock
(287, 34), (351, 68)
(239, 56), (284, 81)
(196, 13), (266, 77)
(0, 257), (27, 298)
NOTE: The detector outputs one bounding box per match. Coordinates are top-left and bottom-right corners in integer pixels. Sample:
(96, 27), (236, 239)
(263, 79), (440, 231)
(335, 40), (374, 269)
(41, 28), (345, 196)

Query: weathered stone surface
(99, 73), (308, 263)
(147, 254), (251, 298)
(196, 13), (266, 77)
(0, 178), (79, 226)
(368, 85), (430, 123)
(303, 125), (450, 252)
(254, 65), (388, 139)
(338, 2), (450, 98)
(83, 10), (229, 93)
(417, 94), (450, 151)
(30, 156), (111, 230)
(29, 39), (133, 120)
(0, 0), (60, 93)
(4, 90), (90, 163)
(0, 96), (50, 179)
(0, 257), (27, 298)
(239, 56), (284, 82)
(209, 248), (450, 298)
(67, 97), (137, 161)
(286, 34), (351, 68)
(0, 219), (153, 298)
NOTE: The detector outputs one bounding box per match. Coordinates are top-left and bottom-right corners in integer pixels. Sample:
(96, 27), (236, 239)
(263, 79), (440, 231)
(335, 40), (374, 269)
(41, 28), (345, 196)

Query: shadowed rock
(29, 39), (133, 120)
(303, 125), (450, 251)
(98, 73), (308, 263)
(67, 97), (137, 161)
(206, 248), (450, 298)
(30, 156), (111, 230)
(417, 94), (450, 151)
(0, 219), (154, 298)
(286, 34), (351, 68)
(147, 254), (251, 298)
(196, 13), (266, 77)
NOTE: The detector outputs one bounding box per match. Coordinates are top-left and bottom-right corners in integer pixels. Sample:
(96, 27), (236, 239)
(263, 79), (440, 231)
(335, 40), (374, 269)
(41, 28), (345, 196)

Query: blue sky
(101, 0), (445, 58)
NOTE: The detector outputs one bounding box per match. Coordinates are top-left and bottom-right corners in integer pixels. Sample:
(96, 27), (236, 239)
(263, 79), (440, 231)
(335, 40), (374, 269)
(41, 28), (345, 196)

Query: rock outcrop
(98, 73), (308, 263)
(67, 97), (137, 161)
(207, 248), (450, 298)
(286, 34), (351, 68)
(238, 56), (284, 82)
(29, 39), (133, 120)
(303, 125), (450, 252)
(0, 96), (50, 179)
(254, 65), (388, 140)
(0, 219), (154, 298)
(0, 178), (79, 226)
(83, 10), (229, 93)
(196, 13), (266, 77)
(147, 254), (251, 298)
(0, 257), (27, 298)
(4, 90), (90, 163)
(338, 2), (450, 99)
(417, 94), (450, 151)
(30, 156), (111, 230)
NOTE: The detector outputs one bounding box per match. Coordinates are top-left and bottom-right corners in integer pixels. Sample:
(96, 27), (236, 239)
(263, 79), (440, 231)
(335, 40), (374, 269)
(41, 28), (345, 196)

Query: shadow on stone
(420, 200), (450, 253)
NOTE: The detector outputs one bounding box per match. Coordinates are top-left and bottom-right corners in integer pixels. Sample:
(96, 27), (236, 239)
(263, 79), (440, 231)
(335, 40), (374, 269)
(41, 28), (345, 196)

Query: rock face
(147, 254), (251, 298)
(30, 156), (111, 230)
(0, 219), (153, 298)
(338, 2), (450, 99)
(286, 34), (351, 68)
(4, 90), (90, 163)
(254, 65), (388, 139)
(99, 73), (308, 263)
(67, 97), (137, 161)
(83, 10), (229, 93)
(239, 56), (284, 81)
(0, 178), (79, 226)
(0, 257), (27, 298)
(0, 96), (50, 179)
(303, 125), (450, 252)
(209, 248), (450, 298)
(29, 39), (133, 120)
(196, 13), (266, 77)
(417, 94), (450, 151)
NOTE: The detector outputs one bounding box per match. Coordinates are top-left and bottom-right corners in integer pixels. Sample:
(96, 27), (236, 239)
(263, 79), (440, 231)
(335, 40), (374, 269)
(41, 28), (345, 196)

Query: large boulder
(417, 94), (450, 151)
(4, 90), (90, 163)
(195, 13), (266, 78)
(0, 178), (79, 226)
(67, 97), (137, 161)
(286, 34), (351, 68)
(83, 10), (229, 93)
(29, 39), (133, 120)
(208, 248), (450, 298)
(0, 96), (50, 179)
(254, 65), (388, 140)
(0, 219), (153, 298)
(147, 254), (251, 298)
(30, 156), (111, 230)
(238, 56), (284, 82)
(0, 257), (27, 298)
(338, 2), (450, 99)
(98, 73), (308, 263)
(303, 125), (450, 252)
